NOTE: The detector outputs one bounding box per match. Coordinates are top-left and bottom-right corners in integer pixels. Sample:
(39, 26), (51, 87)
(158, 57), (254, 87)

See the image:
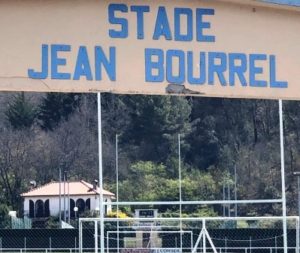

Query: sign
(151, 249), (181, 253)
(0, 0), (299, 99)
(121, 250), (150, 253)
(121, 249), (181, 253)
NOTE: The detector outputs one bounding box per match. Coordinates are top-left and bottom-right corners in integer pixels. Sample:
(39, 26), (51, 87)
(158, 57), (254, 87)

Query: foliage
(5, 93), (36, 129)
(45, 216), (60, 229)
(0, 93), (300, 228)
(121, 95), (191, 163)
(118, 161), (220, 213)
(0, 203), (11, 228)
(107, 210), (129, 219)
(37, 93), (81, 131)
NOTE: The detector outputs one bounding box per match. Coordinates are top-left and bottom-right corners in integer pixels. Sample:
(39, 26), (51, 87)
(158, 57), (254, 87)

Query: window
(35, 200), (44, 218)
(76, 199), (85, 215)
(29, 200), (34, 218)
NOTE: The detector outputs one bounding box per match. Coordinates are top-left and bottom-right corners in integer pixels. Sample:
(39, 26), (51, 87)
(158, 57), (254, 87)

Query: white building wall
(92, 196), (113, 213)
(23, 194), (113, 217)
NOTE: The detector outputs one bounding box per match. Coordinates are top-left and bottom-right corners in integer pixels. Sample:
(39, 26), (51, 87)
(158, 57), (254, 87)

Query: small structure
(21, 180), (115, 219)
(130, 209), (162, 249)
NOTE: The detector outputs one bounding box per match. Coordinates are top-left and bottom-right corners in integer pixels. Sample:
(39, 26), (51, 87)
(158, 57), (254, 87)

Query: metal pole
(298, 176), (300, 253)
(64, 171), (66, 222)
(296, 218), (299, 253)
(279, 100), (288, 253)
(203, 220), (206, 253)
(293, 172), (300, 253)
(294, 176), (300, 253)
(95, 221), (98, 253)
(116, 134), (119, 253)
(227, 184), (231, 217)
(24, 237), (26, 253)
(191, 231), (193, 253)
(234, 165), (238, 217)
(178, 134), (183, 250)
(223, 183), (226, 217)
(79, 220), (83, 253)
(59, 168), (62, 227)
(68, 176), (70, 224)
(98, 92), (105, 253)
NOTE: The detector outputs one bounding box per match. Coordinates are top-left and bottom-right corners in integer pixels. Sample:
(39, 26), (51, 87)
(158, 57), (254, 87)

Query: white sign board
(0, 0), (299, 99)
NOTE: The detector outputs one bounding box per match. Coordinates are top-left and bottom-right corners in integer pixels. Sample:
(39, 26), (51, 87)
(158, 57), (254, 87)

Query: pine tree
(5, 92), (36, 129)
(38, 93), (81, 131)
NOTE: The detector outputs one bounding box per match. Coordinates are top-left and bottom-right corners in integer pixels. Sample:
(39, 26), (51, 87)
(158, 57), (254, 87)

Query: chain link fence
(0, 217), (298, 253)
(77, 217), (299, 253)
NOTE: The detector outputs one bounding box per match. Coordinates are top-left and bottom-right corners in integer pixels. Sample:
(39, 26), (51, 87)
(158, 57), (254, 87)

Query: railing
(0, 248), (80, 253)
(0, 247), (298, 253)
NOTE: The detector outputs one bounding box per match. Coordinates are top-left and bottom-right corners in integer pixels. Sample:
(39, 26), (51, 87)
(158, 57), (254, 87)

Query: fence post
(24, 237), (26, 253)
(49, 237), (52, 252)
(250, 237), (252, 253)
(0, 237), (2, 252)
(225, 237), (227, 253)
(106, 232), (109, 253)
(75, 237), (77, 253)
(79, 220), (83, 253)
(191, 231), (193, 253)
(275, 236), (277, 253)
(296, 218), (300, 253)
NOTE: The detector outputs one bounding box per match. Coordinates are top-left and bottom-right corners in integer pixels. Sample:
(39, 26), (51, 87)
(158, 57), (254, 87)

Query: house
(21, 180), (115, 219)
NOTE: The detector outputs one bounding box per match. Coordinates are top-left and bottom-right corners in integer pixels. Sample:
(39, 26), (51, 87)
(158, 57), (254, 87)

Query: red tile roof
(21, 180), (115, 198)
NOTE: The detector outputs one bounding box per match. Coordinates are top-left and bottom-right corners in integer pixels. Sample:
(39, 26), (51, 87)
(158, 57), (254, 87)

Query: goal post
(106, 230), (193, 253)
(79, 216), (299, 253)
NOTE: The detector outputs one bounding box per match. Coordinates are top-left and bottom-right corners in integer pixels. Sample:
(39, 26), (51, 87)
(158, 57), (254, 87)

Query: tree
(0, 203), (10, 228)
(0, 128), (36, 212)
(38, 93), (81, 131)
(118, 161), (219, 214)
(121, 95), (191, 163)
(5, 92), (36, 129)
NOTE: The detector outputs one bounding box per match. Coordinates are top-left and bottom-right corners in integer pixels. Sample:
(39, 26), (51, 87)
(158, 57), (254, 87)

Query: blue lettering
(95, 47), (116, 81)
(131, 5), (150, 40)
(249, 54), (267, 87)
(187, 52), (206, 85)
(196, 9), (215, 42)
(51, 44), (71, 80)
(153, 7), (172, 40)
(28, 44), (48, 79)
(229, 53), (247, 86)
(73, 46), (93, 80)
(270, 55), (288, 88)
(109, 4), (128, 38)
(208, 52), (227, 85)
(166, 50), (185, 84)
(174, 8), (193, 42)
(145, 48), (164, 82)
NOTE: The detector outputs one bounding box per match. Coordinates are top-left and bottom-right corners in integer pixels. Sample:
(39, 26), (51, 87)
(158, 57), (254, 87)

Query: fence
(78, 216), (299, 253)
(0, 216), (298, 253)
